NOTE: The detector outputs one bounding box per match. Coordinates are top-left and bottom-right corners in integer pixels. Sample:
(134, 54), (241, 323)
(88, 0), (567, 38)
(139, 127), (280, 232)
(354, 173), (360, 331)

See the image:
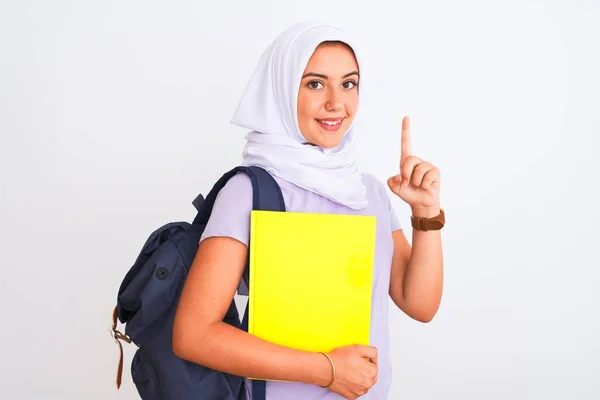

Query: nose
(325, 88), (343, 112)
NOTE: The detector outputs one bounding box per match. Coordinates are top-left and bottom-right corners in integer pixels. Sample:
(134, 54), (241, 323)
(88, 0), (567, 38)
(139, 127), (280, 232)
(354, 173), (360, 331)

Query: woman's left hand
(387, 116), (441, 216)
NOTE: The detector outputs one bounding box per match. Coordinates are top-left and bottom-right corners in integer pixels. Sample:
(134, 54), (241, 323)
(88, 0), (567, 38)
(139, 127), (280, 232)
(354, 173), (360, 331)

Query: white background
(1, 0), (599, 399)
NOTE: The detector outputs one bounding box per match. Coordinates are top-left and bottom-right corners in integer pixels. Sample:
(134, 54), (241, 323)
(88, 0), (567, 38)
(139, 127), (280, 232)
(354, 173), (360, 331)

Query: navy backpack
(109, 166), (286, 400)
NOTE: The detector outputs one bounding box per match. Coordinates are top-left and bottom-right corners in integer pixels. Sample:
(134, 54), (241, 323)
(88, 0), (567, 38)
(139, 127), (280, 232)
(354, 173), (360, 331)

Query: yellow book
(248, 210), (377, 361)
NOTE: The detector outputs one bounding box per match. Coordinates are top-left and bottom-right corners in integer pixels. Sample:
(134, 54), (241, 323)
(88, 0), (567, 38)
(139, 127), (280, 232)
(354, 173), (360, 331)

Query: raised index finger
(400, 115), (412, 166)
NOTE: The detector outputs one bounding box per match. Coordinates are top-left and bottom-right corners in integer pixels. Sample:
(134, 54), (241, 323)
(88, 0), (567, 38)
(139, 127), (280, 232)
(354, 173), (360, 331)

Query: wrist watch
(411, 208), (445, 231)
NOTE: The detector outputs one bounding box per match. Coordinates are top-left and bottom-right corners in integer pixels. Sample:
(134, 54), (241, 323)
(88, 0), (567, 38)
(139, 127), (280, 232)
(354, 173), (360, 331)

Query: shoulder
(200, 172), (254, 246)
(208, 171), (254, 219)
(218, 171), (254, 198)
(361, 173), (389, 199)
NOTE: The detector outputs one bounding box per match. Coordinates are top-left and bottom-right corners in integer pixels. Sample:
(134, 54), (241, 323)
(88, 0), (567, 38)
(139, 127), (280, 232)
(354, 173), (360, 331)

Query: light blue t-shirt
(200, 171), (402, 400)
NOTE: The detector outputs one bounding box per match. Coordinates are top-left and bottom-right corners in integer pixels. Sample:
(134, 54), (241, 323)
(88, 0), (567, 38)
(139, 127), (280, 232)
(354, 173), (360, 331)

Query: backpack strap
(109, 305), (132, 389)
(192, 166), (285, 226)
(245, 166), (286, 212)
(241, 167), (284, 400)
(193, 166), (285, 400)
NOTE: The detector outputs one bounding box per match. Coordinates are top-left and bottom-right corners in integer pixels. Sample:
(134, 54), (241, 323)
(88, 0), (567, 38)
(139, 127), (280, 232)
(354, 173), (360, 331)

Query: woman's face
(297, 42), (359, 149)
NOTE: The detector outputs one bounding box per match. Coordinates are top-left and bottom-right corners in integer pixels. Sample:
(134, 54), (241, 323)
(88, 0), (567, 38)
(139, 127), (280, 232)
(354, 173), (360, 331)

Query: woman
(173, 21), (444, 400)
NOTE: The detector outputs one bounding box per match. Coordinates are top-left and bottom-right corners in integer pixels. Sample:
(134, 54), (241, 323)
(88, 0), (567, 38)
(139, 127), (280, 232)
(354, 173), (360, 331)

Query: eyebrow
(301, 71), (360, 80)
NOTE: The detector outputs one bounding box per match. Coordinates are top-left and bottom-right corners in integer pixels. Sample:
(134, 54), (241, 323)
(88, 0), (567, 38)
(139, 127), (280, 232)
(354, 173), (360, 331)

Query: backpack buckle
(109, 306), (134, 390)
(108, 324), (131, 344)
(109, 306), (132, 344)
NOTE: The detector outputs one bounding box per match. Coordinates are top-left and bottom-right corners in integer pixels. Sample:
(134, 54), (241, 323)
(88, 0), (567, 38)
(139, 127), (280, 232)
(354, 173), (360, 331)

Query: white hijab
(231, 21), (368, 210)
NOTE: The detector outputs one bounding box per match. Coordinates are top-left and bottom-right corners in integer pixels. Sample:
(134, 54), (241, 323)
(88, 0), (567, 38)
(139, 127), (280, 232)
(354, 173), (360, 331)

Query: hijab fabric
(231, 21), (368, 210)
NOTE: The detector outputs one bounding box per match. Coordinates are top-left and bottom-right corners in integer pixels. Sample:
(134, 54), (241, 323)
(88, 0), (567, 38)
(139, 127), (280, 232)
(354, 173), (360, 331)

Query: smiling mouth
(315, 118), (345, 131)
(316, 118), (343, 125)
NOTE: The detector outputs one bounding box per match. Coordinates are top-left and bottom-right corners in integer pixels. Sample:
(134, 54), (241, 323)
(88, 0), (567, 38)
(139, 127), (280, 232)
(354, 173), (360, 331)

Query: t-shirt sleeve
(389, 199), (403, 232)
(199, 172), (253, 295)
(199, 172), (253, 247)
(374, 175), (403, 232)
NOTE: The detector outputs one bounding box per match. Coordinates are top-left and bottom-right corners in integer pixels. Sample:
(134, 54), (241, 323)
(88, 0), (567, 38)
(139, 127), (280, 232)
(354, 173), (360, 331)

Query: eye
(307, 80), (324, 90)
(343, 80), (358, 90)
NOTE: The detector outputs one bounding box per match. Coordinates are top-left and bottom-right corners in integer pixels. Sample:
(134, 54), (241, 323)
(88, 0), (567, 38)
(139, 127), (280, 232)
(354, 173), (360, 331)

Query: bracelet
(318, 352), (336, 388)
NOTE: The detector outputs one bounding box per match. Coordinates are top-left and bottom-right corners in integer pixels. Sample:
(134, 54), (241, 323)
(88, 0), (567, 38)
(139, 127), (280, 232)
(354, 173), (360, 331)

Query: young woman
(173, 21), (444, 400)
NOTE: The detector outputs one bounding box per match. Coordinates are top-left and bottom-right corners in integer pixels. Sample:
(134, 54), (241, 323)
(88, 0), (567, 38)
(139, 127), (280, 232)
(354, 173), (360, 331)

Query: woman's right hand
(323, 344), (378, 400)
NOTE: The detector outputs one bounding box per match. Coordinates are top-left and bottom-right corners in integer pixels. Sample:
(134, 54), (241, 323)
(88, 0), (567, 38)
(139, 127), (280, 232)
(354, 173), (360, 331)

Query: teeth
(319, 119), (342, 126)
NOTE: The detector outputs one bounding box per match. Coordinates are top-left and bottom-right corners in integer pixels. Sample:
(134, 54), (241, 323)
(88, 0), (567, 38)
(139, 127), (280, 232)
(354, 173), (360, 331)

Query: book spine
(248, 211), (257, 335)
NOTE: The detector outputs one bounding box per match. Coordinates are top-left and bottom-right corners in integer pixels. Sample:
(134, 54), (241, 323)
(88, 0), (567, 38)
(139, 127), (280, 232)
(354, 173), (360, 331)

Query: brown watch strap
(411, 208), (445, 231)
